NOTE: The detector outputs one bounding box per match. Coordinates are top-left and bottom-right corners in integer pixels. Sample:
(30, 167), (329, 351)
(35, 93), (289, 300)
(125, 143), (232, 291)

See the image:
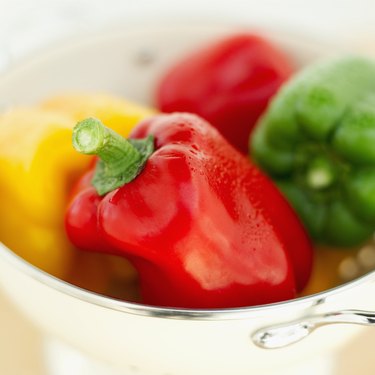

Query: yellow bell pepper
(0, 93), (154, 280)
(41, 92), (154, 137)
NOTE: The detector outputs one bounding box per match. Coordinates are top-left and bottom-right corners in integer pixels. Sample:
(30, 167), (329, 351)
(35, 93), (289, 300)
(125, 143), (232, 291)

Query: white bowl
(0, 23), (372, 375)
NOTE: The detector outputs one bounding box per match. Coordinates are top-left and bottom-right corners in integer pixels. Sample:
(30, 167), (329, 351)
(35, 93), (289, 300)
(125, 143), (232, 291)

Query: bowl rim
(1, 241), (374, 321)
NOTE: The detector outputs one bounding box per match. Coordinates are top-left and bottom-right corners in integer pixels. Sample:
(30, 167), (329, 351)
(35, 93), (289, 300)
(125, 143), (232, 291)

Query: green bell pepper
(251, 56), (375, 247)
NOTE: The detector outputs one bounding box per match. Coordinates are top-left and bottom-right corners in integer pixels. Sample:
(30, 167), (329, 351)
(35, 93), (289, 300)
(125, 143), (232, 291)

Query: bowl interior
(0, 23), (358, 319)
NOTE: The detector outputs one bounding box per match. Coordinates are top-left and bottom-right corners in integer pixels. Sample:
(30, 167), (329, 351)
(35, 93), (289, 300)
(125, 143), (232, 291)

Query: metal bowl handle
(252, 309), (375, 349)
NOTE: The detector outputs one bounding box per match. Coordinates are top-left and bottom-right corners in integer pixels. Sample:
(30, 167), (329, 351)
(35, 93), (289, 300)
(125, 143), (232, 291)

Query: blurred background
(0, 0), (375, 62)
(0, 0), (375, 374)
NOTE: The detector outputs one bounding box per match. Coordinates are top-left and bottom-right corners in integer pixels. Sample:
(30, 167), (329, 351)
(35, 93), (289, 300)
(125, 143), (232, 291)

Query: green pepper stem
(73, 117), (141, 172)
(306, 157), (335, 190)
(72, 117), (154, 195)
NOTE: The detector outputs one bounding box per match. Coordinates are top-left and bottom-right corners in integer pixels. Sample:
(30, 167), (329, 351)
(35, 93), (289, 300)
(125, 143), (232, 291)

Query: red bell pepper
(65, 114), (312, 308)
(155, 34), (294, 153)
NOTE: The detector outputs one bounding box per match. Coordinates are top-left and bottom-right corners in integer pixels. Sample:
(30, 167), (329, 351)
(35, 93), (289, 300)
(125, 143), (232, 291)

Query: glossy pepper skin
(65, 113), (313, 308)
(0, 109), (84, 277)
(251, 56), (375, 247)
(0, 93), (153, 278)
(155, 34), (294, 153)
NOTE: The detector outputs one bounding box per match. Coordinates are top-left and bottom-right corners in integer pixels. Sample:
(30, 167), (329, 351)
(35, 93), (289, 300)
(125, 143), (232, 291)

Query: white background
(0, 0), (374, 64)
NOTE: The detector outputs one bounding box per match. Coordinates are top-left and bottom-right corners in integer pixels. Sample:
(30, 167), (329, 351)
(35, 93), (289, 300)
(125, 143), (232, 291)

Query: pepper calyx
(72, 117), (154, 195)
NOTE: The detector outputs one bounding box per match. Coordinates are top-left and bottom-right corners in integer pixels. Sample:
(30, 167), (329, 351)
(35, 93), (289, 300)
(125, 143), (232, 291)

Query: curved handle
(252, 309), (375, 349)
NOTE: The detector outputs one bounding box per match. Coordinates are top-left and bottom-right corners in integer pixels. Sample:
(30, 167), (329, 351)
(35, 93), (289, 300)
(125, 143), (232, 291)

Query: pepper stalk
(73, 117), (154, 195)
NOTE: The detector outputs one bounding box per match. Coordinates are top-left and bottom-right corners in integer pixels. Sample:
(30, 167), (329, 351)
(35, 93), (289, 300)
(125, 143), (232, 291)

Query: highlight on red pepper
(155, 34), (294, 153)
(65, 114), (313, 308)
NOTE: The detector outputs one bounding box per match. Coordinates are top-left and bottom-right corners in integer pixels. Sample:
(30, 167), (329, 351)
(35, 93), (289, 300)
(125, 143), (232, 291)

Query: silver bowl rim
(1, 241), (374, 321)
